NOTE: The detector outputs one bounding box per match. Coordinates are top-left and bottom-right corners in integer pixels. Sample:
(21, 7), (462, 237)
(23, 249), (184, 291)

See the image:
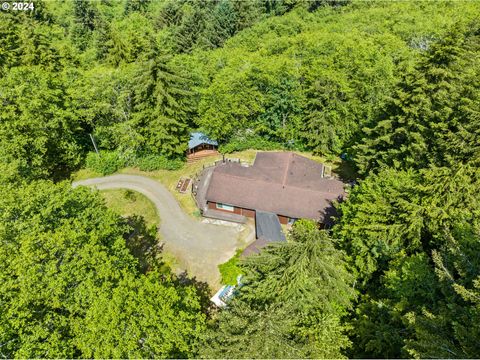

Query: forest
(0, 0), (479, 358)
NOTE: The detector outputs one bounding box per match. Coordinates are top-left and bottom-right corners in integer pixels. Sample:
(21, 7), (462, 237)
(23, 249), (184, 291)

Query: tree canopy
(2, 0), (479, 181)
(1, 0), (480, 358)
(201, 220), (355, 359)
(0, 181), (206, 358)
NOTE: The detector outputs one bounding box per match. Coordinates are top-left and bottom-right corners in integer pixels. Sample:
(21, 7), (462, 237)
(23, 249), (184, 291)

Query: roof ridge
(281, 152), (294, 188)
(214, 171), (281, 185)
(213, 170), (342, 196)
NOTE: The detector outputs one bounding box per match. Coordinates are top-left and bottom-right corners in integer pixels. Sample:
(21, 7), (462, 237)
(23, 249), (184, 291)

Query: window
(216, 203), (234, 212)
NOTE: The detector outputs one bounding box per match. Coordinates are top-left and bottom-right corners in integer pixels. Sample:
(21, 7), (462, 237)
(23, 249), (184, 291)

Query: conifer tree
(202, 220), (355, 358)
(354, 24), (480, 174)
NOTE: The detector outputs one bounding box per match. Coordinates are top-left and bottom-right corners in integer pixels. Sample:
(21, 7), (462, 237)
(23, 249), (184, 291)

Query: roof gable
(205, 152), (345, 221)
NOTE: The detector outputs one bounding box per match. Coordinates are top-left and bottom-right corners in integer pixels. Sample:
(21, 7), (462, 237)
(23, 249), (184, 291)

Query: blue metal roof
(188, 132), (218, 150)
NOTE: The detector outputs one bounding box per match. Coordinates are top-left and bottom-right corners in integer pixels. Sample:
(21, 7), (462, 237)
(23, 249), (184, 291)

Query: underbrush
(85, 151), (184, 175)
(218, 249), (243, 285)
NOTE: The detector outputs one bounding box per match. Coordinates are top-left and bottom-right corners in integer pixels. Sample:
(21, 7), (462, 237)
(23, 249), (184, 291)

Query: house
(187, 132), (219, 160)
(204, 152), (345, 225)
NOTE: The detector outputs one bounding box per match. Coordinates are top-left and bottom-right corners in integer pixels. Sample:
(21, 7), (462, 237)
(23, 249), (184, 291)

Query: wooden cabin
(187, 132), (219, 161)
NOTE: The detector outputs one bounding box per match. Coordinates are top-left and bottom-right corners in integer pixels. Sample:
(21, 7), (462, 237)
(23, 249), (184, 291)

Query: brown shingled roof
(205, 152), (345, 222)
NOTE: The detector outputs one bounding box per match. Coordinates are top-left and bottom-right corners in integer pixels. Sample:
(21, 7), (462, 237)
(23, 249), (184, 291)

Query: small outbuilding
(187, 132), (219, 160)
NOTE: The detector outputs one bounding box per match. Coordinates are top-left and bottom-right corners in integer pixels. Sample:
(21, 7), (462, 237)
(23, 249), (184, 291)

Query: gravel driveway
(73, 174), (241, 286)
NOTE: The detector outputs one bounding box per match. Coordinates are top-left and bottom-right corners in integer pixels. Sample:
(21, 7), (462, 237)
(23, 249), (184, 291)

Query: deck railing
(191, 157), (252, 214)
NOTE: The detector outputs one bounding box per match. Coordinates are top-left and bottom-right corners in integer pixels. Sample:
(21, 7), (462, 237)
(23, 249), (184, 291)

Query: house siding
(208, 202), (290, 224)
(208, 201), (242, 215)
(241, 208), (256, 218)
(278, 215), (289, 225)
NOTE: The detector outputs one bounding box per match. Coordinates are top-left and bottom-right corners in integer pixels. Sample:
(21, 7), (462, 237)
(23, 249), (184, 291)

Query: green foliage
(3, 0), (478, 179)
(0, 181), (206, 358)
(334, 169), (424, 281)
(218, 250), (242, 285)
(348, 297), (407, 358)
(73, 271), (206, 358)
(131, 55), (193, 158)
(354, 23), (480, 174)
(134, 154), (184, 171)
(335, 165), (480, 358)
(219, 134), (280, 153)
(194, 1), (480, 154)
(202, 220), (355, 358)
(124, 189), (137, 201)
(404, 225), (480, 359)
(152, 0), (270, 54)
(0, 66), (85, 181)
(2, 1), (480, 358)
(85, 151), (124, 175)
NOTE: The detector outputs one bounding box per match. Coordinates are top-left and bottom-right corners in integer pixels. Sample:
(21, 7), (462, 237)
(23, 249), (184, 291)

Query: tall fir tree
(201, 220), (355, 358)
(353, 24), (480, 174)
(132, 52), (193, 158)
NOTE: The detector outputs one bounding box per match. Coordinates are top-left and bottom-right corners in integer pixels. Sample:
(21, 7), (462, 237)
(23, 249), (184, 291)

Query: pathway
(73, 174), (242, 286)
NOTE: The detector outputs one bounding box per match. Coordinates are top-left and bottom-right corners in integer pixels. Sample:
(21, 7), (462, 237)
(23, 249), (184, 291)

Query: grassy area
(100, 189), (159, 229)
(100, 189), (166, 273)
(72, 168), (102, 181)
(218, 249), (243, 286)
(118, 153), (226, 217)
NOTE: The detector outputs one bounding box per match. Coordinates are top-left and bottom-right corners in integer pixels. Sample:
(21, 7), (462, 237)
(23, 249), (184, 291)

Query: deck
(192, 166), (215, 212)
(187, 149), (219, 162)
(202, 208), (247, 223)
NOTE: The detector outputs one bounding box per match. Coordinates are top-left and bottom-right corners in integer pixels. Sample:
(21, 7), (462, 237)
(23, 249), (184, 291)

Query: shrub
(218, 250), (243, 285)
(123, 189), (137, 201)
(85, 151), (125, 175)
(135, 154), (184, 171)
(219, 136), (280, 154)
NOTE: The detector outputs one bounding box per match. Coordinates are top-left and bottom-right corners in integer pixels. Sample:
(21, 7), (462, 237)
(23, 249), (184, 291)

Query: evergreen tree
(334, 169), (424, 282)
(405, 225), (480, 358)
(203, 0), (238, 49)
(0, 12), (21, 73)
(124, 0), (151, 15)
(354, 24), (480, 174)
(202, 220), (355, 358)
(336, 165), (480, 358)
(132, 53), (193, 158)
(71, 0), (98, 51)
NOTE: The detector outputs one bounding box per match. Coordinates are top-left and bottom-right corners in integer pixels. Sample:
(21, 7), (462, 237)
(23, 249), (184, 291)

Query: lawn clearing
(100, 189), (159, 229)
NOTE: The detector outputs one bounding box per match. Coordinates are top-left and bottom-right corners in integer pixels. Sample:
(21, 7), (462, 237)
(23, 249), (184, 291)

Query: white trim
(216, 203), (234, 212)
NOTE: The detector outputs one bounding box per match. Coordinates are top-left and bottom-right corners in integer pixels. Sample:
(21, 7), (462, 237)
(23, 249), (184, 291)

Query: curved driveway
(73, 174), (240, 286)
